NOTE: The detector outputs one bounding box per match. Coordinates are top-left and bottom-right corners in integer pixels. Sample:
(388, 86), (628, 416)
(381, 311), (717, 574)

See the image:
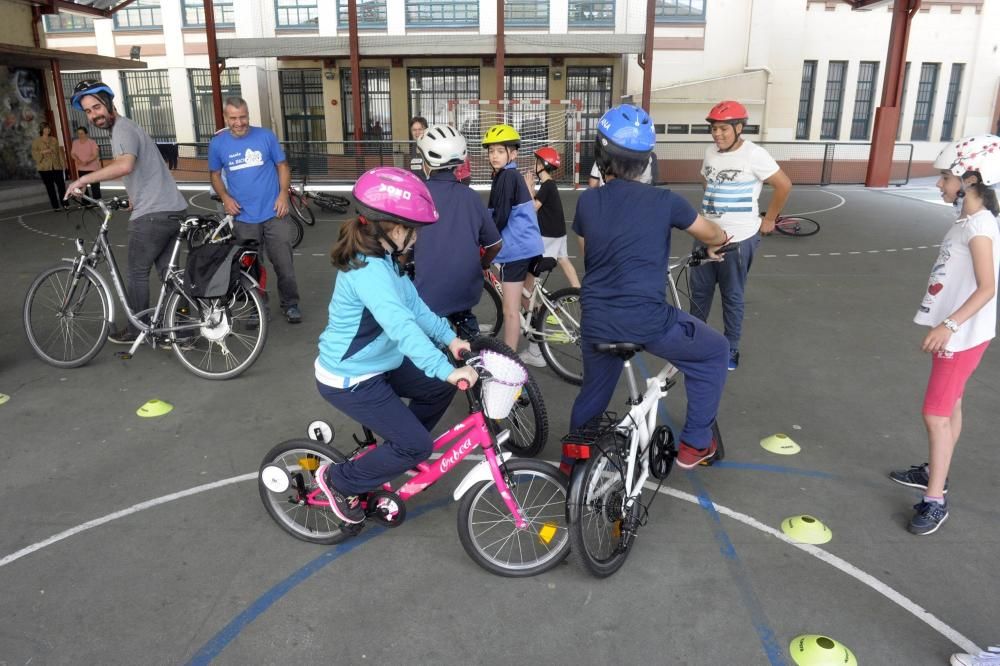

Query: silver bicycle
(23, 194), (268, 380)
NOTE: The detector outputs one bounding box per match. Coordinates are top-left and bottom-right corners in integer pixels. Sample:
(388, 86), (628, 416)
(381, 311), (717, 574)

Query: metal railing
(167, 140), (581, 186)
(649, 141), (913, 186)
(163, 140), (911, 188)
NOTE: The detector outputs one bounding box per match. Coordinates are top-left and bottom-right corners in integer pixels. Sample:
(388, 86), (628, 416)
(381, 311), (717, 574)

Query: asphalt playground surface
(1, 180), (998, 665)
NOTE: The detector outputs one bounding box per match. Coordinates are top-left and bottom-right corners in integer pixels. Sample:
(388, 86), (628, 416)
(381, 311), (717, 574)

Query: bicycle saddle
(528, 256), (557, 276)
(594, 342), (644, 359)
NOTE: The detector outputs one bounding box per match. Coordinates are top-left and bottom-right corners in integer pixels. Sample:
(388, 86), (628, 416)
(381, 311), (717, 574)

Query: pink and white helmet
(933, 134), (1000, 186)
(352, 167), (438, 227)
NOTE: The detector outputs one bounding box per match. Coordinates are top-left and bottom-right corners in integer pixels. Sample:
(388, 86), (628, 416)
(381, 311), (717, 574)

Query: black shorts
(498, 257), (533, 283)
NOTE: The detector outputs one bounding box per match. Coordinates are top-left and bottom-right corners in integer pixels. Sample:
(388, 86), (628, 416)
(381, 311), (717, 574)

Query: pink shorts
(922, 340), (990, 416)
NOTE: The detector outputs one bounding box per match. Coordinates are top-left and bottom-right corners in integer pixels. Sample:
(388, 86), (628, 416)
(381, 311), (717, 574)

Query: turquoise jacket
(317, 254), (457, 383)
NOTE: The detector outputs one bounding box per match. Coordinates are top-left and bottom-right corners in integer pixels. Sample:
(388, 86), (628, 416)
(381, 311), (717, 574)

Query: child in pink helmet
(313, 167), (477, 526)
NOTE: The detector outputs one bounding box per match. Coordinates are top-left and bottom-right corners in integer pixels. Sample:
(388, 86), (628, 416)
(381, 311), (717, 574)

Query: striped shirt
(701, 139), (779, 243)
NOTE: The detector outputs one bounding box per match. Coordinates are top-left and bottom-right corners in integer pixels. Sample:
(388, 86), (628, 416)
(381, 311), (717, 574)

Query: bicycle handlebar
(70, 191), (130, 214)
(688, 242), (738, 267)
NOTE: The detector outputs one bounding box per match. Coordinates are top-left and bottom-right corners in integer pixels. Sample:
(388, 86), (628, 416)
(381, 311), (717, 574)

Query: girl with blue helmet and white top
(314, 167), (476, 526)
(568, 104), (732, 470)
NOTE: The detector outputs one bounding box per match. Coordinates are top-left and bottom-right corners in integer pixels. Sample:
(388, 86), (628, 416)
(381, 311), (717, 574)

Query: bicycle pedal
(114, 352), (133, 360)
(340, 521), (366, 537)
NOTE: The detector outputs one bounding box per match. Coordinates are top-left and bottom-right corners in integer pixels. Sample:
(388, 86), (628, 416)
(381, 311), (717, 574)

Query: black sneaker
(889, 463), (948, 493)
(908, 500), (949, 535)
(315, 464), (364, 524)
(284, 305), (302, 324)
(108, 330), (139, 345)
(728, 350), (740, 371)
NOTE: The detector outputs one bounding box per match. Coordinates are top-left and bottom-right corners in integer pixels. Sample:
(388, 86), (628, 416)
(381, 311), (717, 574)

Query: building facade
(40, 0), (999, 169)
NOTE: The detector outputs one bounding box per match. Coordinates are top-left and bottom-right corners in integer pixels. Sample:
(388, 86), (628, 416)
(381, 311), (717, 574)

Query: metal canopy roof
(0, 41), (147, 70)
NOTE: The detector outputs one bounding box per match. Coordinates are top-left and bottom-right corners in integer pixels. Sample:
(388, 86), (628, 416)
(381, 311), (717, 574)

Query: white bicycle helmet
(416, 124), (467, 170)
(933, 134), (1000, 186)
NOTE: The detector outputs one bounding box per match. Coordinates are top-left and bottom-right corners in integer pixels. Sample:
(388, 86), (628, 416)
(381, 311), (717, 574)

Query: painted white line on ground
(187, 191), (219, 213)
(0, 450), (488, 570)
(655, 485), (982, 656)
(0, 464), (979, 655)
(785, 191), (847, 217)
(0, 473), (256, 569)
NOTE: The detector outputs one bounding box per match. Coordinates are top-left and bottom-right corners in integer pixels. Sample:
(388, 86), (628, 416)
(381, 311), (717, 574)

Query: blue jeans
(125, 210), (186, 334)
(688, 233), (760, 352)
(569, 309), (729, 448)
(318, 359), (456, 495)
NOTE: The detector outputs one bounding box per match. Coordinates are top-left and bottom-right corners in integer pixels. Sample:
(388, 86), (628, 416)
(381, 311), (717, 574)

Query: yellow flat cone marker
(0, 393), (9, 406)
(781, 515), (832, 545)
(137, 399), (173, 418)
(761, 433), (801, 455)
(789, 635), (857, 666)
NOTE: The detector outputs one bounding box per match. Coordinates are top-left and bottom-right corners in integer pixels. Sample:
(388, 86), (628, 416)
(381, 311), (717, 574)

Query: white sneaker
(952, 647), (1000, 666)
(519, 343), (546, 368)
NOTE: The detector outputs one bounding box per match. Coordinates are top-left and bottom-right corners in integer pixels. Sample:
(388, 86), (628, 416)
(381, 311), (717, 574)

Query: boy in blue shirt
(411, 124), (502, 338)
(570, 105), (732, 469)
(483, 124), (544, 353)
(208, 96), (302, 323)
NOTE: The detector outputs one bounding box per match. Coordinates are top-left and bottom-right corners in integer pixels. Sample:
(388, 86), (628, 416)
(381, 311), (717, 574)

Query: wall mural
(0, 66), (46, 180)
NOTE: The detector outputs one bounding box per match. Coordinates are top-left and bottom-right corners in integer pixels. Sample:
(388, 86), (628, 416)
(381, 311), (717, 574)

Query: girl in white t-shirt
(890, 134), (1000, 536)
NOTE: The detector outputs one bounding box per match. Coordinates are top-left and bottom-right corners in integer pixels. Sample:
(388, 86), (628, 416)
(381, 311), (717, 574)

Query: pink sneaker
(315, 464), (365, 524)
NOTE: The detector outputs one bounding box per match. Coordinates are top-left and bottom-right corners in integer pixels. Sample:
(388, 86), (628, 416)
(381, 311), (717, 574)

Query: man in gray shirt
(66, 79), (188, 344)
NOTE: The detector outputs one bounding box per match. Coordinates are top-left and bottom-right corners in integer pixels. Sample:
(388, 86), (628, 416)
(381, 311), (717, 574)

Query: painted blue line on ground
(710, 461), (835, 479)
(633, 358), (786, 664)
(187, 498), (450, 665)
(687, 473), (788, 666)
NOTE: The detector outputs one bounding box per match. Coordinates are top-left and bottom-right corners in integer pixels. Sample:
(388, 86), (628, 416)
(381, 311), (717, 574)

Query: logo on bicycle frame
(439, 438), (475, 474)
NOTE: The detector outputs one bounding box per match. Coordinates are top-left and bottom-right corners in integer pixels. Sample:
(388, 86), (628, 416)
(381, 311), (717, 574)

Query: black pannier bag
(185, 242), (241, 298)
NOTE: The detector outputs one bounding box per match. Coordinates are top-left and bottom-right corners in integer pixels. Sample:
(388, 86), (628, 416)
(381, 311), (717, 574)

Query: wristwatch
(943, 318), (959, 333)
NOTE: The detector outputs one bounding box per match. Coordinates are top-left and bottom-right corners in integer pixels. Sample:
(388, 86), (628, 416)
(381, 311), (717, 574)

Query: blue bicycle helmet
(596, 104), (655, 157)
(71, 79), (115, 111)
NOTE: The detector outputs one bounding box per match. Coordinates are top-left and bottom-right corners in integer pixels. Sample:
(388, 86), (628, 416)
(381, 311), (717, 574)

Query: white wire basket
(479, 350), (528, 419)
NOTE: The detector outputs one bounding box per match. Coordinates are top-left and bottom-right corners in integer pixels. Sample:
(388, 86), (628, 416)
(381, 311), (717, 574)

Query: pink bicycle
(257, 350), (571, 577)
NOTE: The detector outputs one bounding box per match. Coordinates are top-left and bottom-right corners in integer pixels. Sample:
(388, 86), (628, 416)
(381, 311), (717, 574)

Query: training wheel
(260, 464), (291, 493)
(307, 420), (334, 444)
(366, 490), (406, 527)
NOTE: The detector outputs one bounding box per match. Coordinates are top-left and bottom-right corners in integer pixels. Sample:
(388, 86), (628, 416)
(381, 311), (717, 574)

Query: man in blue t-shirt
(570, 105), (731, 470)
(208, 97), (302, 323)
(410, 124), (502, 339)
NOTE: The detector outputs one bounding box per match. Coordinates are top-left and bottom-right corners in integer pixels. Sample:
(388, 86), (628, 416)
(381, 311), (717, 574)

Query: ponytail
(967, 182), (1000, 218)
(330, 217), (387, 270)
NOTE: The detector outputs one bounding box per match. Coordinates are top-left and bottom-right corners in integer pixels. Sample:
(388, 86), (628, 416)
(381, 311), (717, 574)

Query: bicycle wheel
(774, 215), (820, 237)
(474, 276), (502, 337)
(289, 215), (304, 248)
(568, 431), (640, 578)
(457, 459), (570, 577)
(290, 192), (315, 226)
(23, 264), (110, 368)
(471, 336), (548, 457)
(165, 284), (268, 380)
(535, 287), (583, 385)
(259, 438), (352, 545)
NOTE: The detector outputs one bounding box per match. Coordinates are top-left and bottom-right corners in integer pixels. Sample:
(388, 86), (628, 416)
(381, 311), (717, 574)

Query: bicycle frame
(301, 410), (527, 529)
(70, 196), (247, 353)
(586, 360), (678, 513)
(483, 266), (580, 345)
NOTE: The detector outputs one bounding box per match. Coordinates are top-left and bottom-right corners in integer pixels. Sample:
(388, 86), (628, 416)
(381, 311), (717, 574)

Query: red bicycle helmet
(706, 100), (749, 124)
(533, 146), (561, 171)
